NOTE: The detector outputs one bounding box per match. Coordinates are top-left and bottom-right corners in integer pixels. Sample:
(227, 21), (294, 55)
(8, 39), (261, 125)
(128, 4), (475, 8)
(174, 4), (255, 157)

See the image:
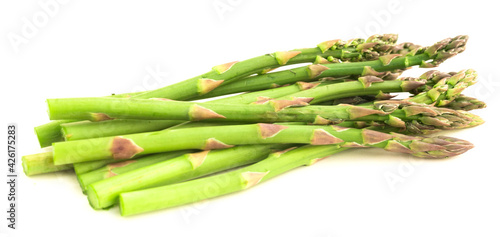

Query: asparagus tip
(411, 136), (474, 158)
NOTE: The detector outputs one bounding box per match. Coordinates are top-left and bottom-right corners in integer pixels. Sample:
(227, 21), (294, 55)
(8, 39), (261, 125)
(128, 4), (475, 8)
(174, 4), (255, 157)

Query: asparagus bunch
(34, 34), (466, 146)
(73, 69), (484, 207)
(46, 69), (472, 141)
(22, 34), (486, 218)
(33, 34), (400, 147)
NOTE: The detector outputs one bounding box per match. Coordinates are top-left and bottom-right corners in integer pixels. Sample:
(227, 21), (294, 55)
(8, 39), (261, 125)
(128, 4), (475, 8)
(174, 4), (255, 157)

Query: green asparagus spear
(46, 75), (422, 122)
(77, 150), (194, 192)
(34, 120), (77, 147)
(132, 35), (398, 101)
(441, 94), (486, 111)
(60, 120), (184, 141)
(74, 159), (120, 175)
(38, 123), (235, 175)
(22, 148), (73, 176)
(53, 123), (475, 165)
(55, 71), (421, 142)
(196, 35), (468, 99)
(60, 80), (342, 141)
(86, 144), (290, 209)
(46, 95), (480, 135)
(119, 134), (473, 216)
(34, 92), (149, 147)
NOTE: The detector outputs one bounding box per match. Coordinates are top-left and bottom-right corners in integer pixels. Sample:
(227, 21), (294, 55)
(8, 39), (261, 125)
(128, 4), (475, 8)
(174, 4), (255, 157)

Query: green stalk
(60, 80), (341, 141)
(68, 121), (351, 177)
(72, 122), (303, 176)
(48, 95), (480, 133)
(119, 145), (345, 216)
(23, 150), (119, 176)
(56, 73), (399, 142)
(87, 144), (289, 209)
(70, 122), (239, 174)
(210, 80), (342, 104)
(329, 95), (378, 105)
(131, 35), (398, 100)
(74, 159), (119, 175)
(46, 89), (478, 132)
(109, 91), (145, 98)
(319, 69), (476, 107)
(46, 79), (420, 122)
(34, 120), (77, 147)
(52, 123), (474, 165)
(34, 92), (148, 147)
(274, 77), (419, 105)
(119, 132), (473, 216)
(22, 149), (73, 176)
(77, 150), (193, 193)
(196, 35), (468, 99)
(28, 122), (222, 176)
(61, 120), (184, 141)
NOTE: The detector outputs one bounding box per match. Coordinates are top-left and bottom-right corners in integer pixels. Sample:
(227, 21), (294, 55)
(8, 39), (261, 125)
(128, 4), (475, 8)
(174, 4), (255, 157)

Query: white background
(1, 1), (500, 236)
